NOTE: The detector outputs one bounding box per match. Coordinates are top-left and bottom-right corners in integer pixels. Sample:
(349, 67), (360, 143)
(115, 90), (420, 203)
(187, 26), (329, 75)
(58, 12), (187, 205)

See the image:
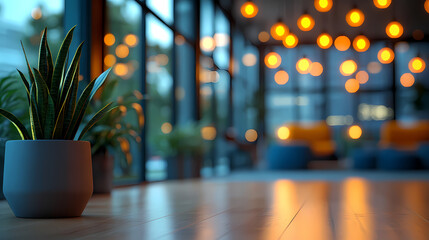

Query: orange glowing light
(374, 0), (391, 9)
(340, 60), (358, 76)
(386, 21), (403, 38)
(309, 62), (323, 76)
(283, 33), (298, 48)
(104, 54), (116, 67)
(297, 14), (315, 31)
(200, 36), (216, 52)
(277, 126), (290, 140)
(265, 52), (281, 69)
(377, 47), (395, 64)
(201, 126), (217, 140)
(114, 63), (128, 76)
(317, 33), (333, 49)
(115, 44), (129, 58)
(352, 35), (370, 52)
(161, 122), (172, 134)
(400, 73), (415, 87)
(345, 78), (360, 93)
(348, 125), (362, 139)
(258, 31), (270, 42)
(241, 1), (259, 18)
(296, 58), (312, 74)
(104, 33), (115, 46)
(271, 22), (289, 40)
(346, 9), (365, 27)
(334, 36), (351, 51)
(425, 0), (429, 14)
(124, 34), (138, 47)
(274, 70), (289, 85)
(245, 129), (258, 142)
(314, 0), (333, 12)
(356, 70), (369, 84)
(408, 57), (426, 73)
(31, 7), (42, 20)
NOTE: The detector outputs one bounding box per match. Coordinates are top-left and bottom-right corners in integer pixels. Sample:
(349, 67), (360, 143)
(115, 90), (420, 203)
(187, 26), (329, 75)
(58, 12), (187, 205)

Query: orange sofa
(283, 121), (336, 158)
(379, 120), (429, 151)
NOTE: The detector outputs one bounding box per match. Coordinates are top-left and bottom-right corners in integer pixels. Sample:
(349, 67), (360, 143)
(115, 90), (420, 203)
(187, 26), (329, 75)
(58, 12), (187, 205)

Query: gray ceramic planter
(3, 140), (93, 218)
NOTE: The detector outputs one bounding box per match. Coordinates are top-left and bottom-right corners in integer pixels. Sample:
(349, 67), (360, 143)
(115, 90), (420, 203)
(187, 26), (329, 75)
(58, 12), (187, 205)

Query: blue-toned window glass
(200, 0), (214, 57)
(105, 0), (143, 182)
(175, 0), (195, 40)
(146, 0), (173, 25)
(0, 0), (64, 75)
(176, 42), (195, 125)
(213, 8), (229, 69)
(145, 13), (173, 181)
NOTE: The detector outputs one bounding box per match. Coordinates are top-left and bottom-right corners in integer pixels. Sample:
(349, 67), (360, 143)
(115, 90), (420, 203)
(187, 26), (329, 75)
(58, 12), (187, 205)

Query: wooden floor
(0, 177), (428, 240)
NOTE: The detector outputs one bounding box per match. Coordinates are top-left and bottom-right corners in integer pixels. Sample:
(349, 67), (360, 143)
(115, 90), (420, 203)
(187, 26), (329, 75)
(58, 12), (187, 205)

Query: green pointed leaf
(16, 69), (30, 102)
(45, 94), (55, 138)
(46, 42), (54, 89)
(29, 86), (43, 139)
(20, 41), (35, 86)
(33, 68), (49, 128)
(60, 42), (83, 104)
(90, 68), (112, 100)
(77, 102), (117, 140)
(51, 26), (76, 111)
(38, 28), (48, 82)
(64, 79), (95, 139)
(61, 64), (79, 136)
(0, 109), (31, 140)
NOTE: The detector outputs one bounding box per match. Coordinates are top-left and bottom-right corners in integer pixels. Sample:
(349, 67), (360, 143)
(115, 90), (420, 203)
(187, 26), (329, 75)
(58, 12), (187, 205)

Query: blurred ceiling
(220, 0), (429, 45)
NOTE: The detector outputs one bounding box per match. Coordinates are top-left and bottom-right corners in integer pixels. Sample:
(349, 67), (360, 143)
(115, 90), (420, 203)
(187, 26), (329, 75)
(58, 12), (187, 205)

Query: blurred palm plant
(82, 78), (144, 172)
(0, 27), (116, 140)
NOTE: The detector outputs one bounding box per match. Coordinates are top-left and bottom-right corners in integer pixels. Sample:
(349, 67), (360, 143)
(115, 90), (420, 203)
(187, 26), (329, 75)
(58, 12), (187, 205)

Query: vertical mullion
(171, 0), (177, 126)
(139, 4), (148, 183)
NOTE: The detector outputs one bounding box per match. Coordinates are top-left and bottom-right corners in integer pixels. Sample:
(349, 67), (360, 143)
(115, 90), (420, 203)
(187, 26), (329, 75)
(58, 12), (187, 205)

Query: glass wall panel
(146, 0), (173, 25)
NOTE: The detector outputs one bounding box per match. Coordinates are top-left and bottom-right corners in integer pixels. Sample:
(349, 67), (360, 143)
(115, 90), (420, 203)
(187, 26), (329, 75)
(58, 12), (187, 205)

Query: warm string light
(297, 14), (315, 31)
(258, 31), (270, 42)
(296, 58), (312, 74)
(265, 52), (281, 69)
(317, 33), (333, 49)
(346, 9), (365, 27)
(334, 36), (351, 51)
(374, 0), (391, 9)
(274, 70), (289, 85)
(408, 57), (426, 73)
(245, 129), (258, 142)
(309, 62), (324, 76)
(425, 0), (429, 14)
(277, 126), (290, 140)
(340, 60), (358, 76)
(271, 22), (289, 40)
(386, 21), (404, 38)
(283, 33), (298, 48)
(400, 73), (415, 87)
(352, 35), (370, 52)
(348, 125), (362, 139)
(314, 0), (333, 12)
(356, 70), (369, 84)
(345, 78), (360, 93)
(377, 47), (395, 64)
(241, 1), (259, 18)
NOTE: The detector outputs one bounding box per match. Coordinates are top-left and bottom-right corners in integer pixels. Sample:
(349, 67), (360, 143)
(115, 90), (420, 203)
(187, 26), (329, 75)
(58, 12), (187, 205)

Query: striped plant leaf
(90, 68), (112, 100)
(77, 102), (117, 140)
(60, 42), (83, 104)
(44, 94), (55, 138)
(52, 80), (74, 139)
(50, 26), (75, 112)
(20, 41), (35, 86)
(33, 69), (49, 128)
(16, 69), (30, 102)
(0, 109), (30, 140)
(62, 64), (79, 136)
(46, 41), (54, 89)
(29, 86), (43, 139)
(38, 28), (48, 82)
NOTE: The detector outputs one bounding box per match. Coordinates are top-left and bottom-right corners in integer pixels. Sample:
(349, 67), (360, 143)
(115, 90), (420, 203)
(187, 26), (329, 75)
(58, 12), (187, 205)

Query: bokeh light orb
(345, 78), (360, 93)
(283, 33), (298, 48)
(334, 36), (351, 51)
(374, 0), (391, 9)
(314, 0), (333, 12)
(346, 9), (365, 27)
(348, 125), (362, 139)
(296, 58), (312, 74)
(277, 126), (290, 140)
(317, 33), (333, 49)
(241, 1), (259, 18)
(386, 21), (404, 38)
(245, 129), (258, 142)
(377, 47), (395, 64)
(352, 35), (370, 52)
(356, 70), (369, 84)
(265, 52), (281, 69)
(340, 60), (358, 76)
(274, 70), (289, 85)
(408, 57), (426, 73)
(258, 31), (270, 43)
(297, 14), (315, 31)
(400, 73), (415, 87)
(271, 22), (289, 40)
(309, 62), (324, 76)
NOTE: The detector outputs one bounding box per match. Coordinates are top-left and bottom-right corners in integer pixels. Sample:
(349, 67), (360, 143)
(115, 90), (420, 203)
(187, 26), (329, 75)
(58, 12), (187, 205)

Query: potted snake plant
(0, 27), (116, 218)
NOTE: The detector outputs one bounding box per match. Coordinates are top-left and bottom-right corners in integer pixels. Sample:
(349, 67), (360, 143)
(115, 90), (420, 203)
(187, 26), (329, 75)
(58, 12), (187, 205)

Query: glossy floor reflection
(0, 177), (428, 239)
